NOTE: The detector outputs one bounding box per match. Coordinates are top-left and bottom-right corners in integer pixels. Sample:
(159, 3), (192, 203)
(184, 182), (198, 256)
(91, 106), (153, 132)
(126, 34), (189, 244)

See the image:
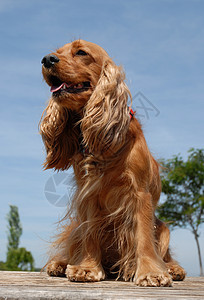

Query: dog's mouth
(49, 76), (91, 95)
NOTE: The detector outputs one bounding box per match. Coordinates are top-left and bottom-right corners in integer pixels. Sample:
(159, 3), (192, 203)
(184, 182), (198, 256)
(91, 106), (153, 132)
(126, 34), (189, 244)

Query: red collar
(129, 108), (135, 119)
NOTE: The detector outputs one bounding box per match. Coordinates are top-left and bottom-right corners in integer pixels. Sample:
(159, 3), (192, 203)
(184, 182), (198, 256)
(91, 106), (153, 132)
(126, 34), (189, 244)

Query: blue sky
(0, 0), (203, 276)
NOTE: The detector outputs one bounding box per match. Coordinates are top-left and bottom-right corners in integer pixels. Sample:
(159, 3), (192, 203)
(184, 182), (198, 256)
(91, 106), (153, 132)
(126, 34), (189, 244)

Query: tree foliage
(6, 247), (34, 271)
(7, 205), (22, 250)
(0, 205), (35, 271)
(157, 148), (204, 276)
(157, 148), (204, 229)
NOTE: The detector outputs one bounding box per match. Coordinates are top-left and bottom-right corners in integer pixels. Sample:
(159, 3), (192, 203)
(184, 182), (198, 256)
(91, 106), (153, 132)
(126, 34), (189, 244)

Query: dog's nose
(41, 54), (60, 68)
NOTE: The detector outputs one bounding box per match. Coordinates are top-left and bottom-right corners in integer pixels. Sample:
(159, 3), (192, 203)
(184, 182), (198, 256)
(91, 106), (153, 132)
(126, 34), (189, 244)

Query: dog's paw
(66, 264), (105, 282)
(135, 272), (172, 287)
(47, 261), (67, 277)
(167, 263), (186, 281)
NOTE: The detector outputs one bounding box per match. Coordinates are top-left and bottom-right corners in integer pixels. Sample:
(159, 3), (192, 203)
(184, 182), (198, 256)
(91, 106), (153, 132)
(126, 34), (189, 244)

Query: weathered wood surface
(0, 271), (203, 300)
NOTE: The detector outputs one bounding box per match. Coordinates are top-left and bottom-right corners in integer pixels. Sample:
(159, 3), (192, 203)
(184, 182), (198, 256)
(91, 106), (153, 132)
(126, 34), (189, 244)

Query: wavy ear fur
(40, 99), (80, 170)
(81, 60), (131, 158)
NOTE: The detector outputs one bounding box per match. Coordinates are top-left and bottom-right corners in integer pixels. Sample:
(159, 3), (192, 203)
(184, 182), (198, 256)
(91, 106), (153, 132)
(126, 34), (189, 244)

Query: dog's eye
(75, 50), (87, 56)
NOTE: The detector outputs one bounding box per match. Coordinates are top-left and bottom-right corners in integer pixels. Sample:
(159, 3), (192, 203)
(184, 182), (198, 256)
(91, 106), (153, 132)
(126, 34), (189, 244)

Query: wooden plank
(0, 271), (203, 299)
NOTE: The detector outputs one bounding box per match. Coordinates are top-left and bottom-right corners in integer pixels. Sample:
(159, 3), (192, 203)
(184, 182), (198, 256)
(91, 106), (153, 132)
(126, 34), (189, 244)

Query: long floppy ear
(39, 99), (80, 170)
(81, 60), (131, 157)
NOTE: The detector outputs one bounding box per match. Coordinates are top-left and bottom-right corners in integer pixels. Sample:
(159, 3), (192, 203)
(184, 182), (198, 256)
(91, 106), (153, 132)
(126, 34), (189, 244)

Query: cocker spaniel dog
(40, 40), (185, 286)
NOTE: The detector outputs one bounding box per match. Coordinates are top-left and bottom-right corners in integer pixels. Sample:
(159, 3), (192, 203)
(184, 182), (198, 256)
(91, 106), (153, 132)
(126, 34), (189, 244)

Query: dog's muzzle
(41, 54), (60, 68)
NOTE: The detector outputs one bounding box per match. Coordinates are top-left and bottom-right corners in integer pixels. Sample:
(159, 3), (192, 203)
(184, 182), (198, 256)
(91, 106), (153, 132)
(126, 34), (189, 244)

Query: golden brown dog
(40, 40), (185, 286)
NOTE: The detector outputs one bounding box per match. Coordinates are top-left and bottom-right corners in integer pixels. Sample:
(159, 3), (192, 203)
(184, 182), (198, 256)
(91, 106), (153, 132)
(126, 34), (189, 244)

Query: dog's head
(40, 40), (132, 170)
(41, 40), (111, 111)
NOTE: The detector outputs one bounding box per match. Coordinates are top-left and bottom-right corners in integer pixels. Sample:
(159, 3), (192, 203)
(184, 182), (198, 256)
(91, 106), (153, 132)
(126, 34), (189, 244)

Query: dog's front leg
(66, 238), (105, 282)
(134, 192), (172, 287)
(66, 259), (105, 282)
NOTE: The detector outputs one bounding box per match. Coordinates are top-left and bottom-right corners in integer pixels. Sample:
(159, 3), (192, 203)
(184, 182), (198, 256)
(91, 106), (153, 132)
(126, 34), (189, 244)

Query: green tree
(157, 148), (204, 276)
(0, 261), (7, 270)
(6, 248), (34, 271)
(3, 205), (35, 271)
(7, 205), (22, 250)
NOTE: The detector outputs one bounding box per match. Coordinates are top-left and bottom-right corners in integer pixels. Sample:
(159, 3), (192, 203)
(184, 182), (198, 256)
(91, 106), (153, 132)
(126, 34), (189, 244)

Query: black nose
(41, 54), (60, 68)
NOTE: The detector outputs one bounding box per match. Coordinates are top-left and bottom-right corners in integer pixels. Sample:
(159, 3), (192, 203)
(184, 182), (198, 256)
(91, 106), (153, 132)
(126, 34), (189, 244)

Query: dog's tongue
(50, 83), (71, 93)
(50, 85), (62, 93)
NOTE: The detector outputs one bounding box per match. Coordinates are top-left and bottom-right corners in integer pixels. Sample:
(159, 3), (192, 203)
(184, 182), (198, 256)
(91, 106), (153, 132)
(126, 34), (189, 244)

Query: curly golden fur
(40, 40), (185, 286)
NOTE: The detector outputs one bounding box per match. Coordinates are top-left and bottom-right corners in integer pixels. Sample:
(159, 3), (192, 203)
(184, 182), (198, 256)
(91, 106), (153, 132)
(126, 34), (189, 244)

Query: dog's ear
(81, 60), (131, 157)
(40, 99), (80, 170)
